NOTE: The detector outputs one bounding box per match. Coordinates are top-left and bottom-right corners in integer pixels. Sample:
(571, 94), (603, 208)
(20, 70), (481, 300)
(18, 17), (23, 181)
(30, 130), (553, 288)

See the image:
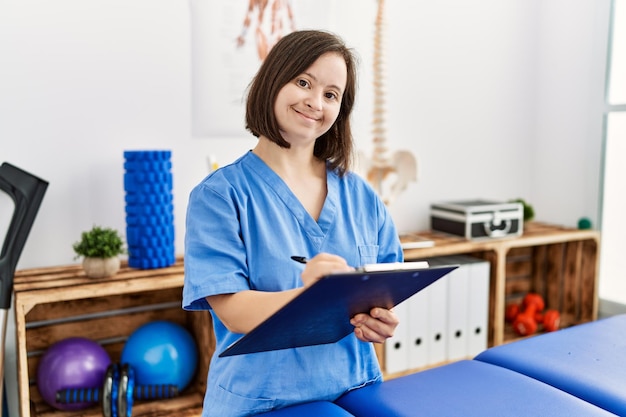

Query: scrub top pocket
(358, 245), (379, 265)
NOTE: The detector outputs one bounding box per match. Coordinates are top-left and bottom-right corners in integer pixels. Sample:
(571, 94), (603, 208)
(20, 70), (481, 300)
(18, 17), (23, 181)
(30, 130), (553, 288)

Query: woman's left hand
(350, 307), (399, 343)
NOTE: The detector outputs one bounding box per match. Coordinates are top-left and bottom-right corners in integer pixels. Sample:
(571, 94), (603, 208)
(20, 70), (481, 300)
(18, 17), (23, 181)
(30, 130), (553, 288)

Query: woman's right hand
(208, 253), (354, 334)
(300, 253), (354, 287)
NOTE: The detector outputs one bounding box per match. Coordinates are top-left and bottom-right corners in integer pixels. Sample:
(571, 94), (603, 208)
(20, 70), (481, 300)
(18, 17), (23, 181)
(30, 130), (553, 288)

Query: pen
(290, 256), (308, 264)
(290, 256), (429, 273)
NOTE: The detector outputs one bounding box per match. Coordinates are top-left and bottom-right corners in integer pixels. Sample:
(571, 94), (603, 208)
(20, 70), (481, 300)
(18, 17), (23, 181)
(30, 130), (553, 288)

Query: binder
(422, 257), (452, 365)
(446, 257), (470, 361)
(384, 299), (410, 374)
(219, 263), (457, 357)
(459, 255), (490, 357)
(407, 281), (430, 370)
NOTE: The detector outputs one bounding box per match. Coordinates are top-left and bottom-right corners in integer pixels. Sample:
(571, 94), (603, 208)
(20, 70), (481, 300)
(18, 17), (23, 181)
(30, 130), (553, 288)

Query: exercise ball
(36, 337), (112, 411)
(121, 320), (198, 391)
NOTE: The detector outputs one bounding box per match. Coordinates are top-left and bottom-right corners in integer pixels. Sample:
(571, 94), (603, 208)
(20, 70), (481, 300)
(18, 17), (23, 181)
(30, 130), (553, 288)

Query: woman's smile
(293, 107), (320, 123)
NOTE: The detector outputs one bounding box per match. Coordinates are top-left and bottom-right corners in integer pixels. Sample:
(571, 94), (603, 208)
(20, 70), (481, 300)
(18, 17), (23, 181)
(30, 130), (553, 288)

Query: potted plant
(511, 198), (535, 223)
(73, 226), (126, 278)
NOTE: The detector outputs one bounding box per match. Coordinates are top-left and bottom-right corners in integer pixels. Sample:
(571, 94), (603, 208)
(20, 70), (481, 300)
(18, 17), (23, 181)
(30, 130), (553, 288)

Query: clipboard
(219, 262), (458, 357)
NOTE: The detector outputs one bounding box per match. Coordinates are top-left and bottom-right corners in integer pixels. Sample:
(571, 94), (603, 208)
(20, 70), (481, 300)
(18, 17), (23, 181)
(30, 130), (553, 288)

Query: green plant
(511, 198), (535, 222)
(73, 226), (126, 259)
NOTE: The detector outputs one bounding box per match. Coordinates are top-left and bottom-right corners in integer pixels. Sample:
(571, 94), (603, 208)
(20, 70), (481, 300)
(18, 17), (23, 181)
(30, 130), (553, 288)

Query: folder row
(384, 255), (490, 375)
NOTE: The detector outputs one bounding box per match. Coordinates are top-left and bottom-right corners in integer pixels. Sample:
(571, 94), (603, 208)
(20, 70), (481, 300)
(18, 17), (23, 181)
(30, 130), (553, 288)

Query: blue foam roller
(124, 150), (175, 270)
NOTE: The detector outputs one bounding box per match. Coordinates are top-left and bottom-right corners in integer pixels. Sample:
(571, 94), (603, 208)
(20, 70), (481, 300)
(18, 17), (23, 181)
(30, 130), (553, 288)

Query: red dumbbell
(538, 309), (560, 332)
(510, 293), (561, 335)
(512, 293), (545, 336)
(505, 302), (521, 323)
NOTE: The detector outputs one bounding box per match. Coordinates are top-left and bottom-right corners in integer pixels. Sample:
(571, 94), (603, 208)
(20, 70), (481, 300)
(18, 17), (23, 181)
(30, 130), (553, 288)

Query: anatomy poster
(190, 0), (374, 138)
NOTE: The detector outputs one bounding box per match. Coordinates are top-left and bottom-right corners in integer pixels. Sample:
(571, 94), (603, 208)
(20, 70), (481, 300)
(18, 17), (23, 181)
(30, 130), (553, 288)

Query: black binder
(219, 262), (457, 357)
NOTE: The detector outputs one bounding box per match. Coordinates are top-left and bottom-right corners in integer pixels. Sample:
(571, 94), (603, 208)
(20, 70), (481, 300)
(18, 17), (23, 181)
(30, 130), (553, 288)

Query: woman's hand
(300, 253), (353, 287)
(350, 307), (399, 343)
(300, 253), (399, 343)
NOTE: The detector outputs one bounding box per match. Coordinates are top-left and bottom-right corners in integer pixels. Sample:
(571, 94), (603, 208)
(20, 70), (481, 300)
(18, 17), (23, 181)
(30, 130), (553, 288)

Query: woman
(183, 30), (403, 416)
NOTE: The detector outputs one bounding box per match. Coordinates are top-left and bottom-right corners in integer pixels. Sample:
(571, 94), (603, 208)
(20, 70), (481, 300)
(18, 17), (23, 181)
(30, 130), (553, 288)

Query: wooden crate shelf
(13, 259), (211, 417)
(401, 222), (600, 347)
(13, 222), (600, 413)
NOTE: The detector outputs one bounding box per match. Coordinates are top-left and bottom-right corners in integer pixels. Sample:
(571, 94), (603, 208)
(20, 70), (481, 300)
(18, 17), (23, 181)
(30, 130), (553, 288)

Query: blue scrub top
(183, 151), (403, 417)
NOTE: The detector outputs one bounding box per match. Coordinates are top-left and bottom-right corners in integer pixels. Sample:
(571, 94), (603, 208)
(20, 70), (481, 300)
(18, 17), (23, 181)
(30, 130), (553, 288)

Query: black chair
(0, 162), (48, 415)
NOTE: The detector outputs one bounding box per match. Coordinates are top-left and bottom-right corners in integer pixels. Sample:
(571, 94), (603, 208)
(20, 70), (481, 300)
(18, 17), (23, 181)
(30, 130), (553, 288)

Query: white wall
(0, 0), (611, 415)
(385, 0), (539, 231)
(533, 0), (610, 227)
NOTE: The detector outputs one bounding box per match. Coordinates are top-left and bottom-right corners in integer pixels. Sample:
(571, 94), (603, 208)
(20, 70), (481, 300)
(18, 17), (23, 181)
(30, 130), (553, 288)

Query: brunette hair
(245, 30), (358, 175)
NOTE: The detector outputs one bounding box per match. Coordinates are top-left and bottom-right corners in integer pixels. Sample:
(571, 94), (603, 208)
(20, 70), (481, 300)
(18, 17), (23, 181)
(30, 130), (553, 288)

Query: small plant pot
(82, 257), (121, 278)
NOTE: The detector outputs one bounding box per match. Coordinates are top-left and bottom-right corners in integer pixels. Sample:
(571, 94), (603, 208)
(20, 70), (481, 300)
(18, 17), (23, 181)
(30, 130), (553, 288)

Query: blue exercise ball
(121, 321), (198, 391)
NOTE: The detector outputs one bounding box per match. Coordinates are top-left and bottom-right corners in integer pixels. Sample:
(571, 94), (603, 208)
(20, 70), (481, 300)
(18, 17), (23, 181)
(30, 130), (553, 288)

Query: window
(607, 0), (626, 104)
(599, 0), (626, 308)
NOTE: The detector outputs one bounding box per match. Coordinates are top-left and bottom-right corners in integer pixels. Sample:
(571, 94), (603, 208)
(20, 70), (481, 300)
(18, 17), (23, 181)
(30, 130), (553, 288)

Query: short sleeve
(182, 180), (250, 311)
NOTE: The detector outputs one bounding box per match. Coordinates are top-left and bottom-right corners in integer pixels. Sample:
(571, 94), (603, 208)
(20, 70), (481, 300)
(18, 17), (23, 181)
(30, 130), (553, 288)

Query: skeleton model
(236, 0), (296, 61)
(359, 0), (417, 205)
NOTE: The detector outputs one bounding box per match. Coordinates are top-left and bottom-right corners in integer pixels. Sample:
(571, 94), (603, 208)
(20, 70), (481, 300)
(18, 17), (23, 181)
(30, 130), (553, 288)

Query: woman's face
(273, 52), (347, 145)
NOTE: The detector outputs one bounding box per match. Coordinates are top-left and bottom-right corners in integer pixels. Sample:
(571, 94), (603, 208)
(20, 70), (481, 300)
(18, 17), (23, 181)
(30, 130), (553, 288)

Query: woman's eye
(297, 79), (309, 88)
(325, 92), (338, 100)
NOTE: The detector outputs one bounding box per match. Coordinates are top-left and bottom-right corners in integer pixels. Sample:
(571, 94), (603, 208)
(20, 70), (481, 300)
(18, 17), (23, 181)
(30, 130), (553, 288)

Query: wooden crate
(503, 239), (598, 340)
(402, 222), (600, 347)
(13, 259), (212, 417)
